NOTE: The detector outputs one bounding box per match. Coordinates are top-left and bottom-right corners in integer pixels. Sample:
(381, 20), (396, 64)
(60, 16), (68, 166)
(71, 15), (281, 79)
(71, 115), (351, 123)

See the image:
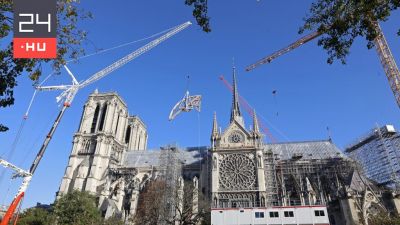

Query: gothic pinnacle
(211, 111), (219, 139)
(252, 109), (260, 134)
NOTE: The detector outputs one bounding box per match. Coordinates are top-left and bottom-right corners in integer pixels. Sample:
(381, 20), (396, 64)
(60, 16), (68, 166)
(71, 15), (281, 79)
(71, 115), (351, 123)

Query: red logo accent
(13, 38), (57, 58)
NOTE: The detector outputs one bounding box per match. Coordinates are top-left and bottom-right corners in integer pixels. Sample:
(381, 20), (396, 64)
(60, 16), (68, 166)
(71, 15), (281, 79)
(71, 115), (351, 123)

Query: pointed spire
(230, 65), (244, 126)
(252, 109), (260, 134)
(211, 112), (219, 139)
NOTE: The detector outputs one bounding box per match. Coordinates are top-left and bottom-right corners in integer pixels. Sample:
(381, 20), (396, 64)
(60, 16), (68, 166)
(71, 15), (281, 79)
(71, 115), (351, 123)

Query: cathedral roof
(123, 150), (160, 167)
(265, 140), (346, 160)
(122, 147), (207, 168)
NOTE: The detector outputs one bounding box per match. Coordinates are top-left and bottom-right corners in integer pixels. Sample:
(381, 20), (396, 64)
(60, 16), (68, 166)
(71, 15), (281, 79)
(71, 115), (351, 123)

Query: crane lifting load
(169, 90), (202, 121)
(0, 21), (192, 225)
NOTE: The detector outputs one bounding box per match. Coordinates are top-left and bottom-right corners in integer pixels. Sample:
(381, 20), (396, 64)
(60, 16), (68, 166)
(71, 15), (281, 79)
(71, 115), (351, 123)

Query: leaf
(0, 0), (90, 132)
(300, 0), (399, 64)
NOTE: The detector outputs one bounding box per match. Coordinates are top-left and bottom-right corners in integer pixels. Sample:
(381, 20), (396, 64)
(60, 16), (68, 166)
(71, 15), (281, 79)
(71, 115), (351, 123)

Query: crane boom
(36, 85), (71, 91)
(0, 159), (31, 177)
(373, 23), (400, 107)
(245, 22), (400, 108)
(1, 21), (192, 225)
(80, 21), (192, 88)
(245, 30), (321, 71)
(0, 159), (31, 225)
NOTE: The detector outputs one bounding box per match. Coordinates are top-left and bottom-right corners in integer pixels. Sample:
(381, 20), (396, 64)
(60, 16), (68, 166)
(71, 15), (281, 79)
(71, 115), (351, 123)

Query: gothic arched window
(98, 104), (108, 131)
(114, 113), (120, 135)
(125, 126), (131, 144)
(90, 104), (100, 133)
(85, 141), (90, 152)
(137, 133), (141, 149)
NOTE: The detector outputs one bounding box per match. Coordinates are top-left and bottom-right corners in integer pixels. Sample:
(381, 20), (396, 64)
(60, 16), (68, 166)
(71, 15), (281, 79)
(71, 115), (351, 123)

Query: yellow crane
(245, 22), (400, 107)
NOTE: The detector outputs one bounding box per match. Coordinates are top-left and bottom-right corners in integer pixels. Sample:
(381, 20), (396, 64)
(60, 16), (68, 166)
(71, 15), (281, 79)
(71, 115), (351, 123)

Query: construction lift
(245, 22), (400, 108)
(0, 21), (191, 225)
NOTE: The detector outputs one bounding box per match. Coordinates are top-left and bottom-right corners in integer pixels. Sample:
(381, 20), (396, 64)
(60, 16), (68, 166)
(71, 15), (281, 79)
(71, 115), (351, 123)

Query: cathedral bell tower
(211, 66), (266, 209)
(58, 91), (147, 196)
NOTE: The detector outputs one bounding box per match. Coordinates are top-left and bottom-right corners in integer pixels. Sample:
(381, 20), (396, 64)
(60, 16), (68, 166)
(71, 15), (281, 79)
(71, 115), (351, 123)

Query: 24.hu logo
(13, 0), (57, 59)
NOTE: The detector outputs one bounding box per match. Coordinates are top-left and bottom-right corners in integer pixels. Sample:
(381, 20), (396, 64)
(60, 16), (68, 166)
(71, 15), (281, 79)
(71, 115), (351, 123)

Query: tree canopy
(185, 0), (211, 32)
(17, 191), (124, 225)
(17, 207), (54, 225)
(369, 213), (400, 225)
(186, 0), (399, 64)
(300, 0), (400, 64)
(0, 0), (90, 131)
(53, 191), (102, 225)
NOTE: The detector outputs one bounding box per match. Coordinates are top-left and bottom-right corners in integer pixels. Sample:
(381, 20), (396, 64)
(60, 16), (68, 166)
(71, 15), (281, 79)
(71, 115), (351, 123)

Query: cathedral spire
(211, 111), (219, 139)
(230, 65), (244, 126)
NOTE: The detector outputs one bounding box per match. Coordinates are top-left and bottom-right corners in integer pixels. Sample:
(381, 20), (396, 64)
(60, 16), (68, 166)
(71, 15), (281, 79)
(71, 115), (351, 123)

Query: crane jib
(79, 21), (191, 89)
(0, 21), (192, 225)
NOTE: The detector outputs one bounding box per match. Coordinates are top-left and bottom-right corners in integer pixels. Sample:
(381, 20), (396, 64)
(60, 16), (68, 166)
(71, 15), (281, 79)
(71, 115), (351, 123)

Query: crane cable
(1, 24), (176, 161)
(1, 177), (13, 206)
(65, 24), (177, 64)
(18, 109), (60, 167)
(0, 72), (55, 159)
(0, 72), (54, 188)
(2, 23), (178, 177)
(0, 24), (181, 213)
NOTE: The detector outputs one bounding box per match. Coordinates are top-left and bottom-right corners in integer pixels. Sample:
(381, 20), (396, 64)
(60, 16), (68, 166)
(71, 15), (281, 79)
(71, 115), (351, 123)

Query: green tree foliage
(16, 191), (126, 225)
(185, 1), (399, 64)
(300, 0), (400, 64)
(102, 215), (125, 225)
(0, 0), (90, 131)
(185, 0), (211, 32)
(369, 213), (400, 225)
(53, 190), (102, 225)
(17, 207), (54, 225)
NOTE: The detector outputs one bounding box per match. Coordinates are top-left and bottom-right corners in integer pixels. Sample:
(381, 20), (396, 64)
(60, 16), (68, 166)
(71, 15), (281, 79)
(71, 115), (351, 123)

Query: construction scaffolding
(345, 125), (400, 189)
(260, 142), (356, 207)
(273, 156), (357, 207)
(263, 149), (279, 206)
(158, 145), (183, 224)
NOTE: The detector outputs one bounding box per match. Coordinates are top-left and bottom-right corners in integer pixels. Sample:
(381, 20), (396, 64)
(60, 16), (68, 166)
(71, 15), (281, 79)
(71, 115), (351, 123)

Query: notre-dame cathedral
(58, 67), (400, 225)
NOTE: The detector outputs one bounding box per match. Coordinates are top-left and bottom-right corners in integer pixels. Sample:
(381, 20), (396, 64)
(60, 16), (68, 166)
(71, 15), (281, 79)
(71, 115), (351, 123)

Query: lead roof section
(122, 146), (208, 168)
(265, 140), (346, 160)
(122, 141), (345, 168)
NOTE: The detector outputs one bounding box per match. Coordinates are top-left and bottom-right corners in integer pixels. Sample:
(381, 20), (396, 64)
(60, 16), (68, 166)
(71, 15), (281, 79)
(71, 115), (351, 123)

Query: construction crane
(219, 75), (277, 143)
(0, 21), (191, 225)
(245, 22), (400, 108)
(0, 159), (31, 225)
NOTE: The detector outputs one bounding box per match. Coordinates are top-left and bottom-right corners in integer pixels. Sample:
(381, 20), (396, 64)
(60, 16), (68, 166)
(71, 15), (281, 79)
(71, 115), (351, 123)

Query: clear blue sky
(0, 1), (399, 208)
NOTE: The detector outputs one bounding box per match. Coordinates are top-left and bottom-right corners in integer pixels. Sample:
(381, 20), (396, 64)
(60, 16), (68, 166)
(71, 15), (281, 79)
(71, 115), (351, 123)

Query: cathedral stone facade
(57, 90), (207, 223)
(58, 69), (400, 225)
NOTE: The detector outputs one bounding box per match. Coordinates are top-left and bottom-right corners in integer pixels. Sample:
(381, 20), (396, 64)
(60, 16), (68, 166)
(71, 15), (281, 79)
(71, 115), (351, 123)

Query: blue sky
(0, 1), (399, 208)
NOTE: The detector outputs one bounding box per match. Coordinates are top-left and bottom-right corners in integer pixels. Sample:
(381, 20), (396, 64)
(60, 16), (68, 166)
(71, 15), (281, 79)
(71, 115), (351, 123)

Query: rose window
(219, 153), (256, 190)
(228, 131), (244, 143)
